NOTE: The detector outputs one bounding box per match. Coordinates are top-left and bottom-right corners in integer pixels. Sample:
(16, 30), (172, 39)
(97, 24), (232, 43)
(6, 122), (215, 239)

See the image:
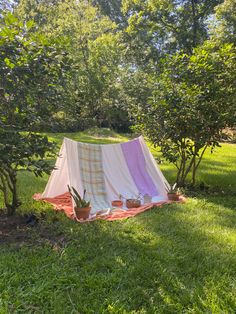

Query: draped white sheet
(41, 136), (169, 213)
(102, 142), (140, 204)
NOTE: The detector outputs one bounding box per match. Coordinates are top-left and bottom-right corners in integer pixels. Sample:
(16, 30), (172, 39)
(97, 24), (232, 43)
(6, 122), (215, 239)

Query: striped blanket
(77, 142), (110, 213)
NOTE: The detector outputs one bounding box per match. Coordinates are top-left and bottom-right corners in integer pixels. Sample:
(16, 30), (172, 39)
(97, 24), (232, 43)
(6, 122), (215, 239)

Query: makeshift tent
(35, 136), (170, 220)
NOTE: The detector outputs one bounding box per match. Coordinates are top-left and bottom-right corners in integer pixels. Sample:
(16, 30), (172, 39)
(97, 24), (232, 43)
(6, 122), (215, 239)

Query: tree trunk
(181, 155), (196, 186)
(190, 0), (198, 49)
(8, 172), (18, 216)
(0, 167), (19, 216)
(192, 154), (196, 186)
(176, 160), (183, 186)
(0, 172), (11, 213)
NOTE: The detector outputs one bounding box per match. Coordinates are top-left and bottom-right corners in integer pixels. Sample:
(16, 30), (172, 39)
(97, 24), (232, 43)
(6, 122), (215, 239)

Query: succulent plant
(165, 182), (180, 194)
(68, 185), (90, 208)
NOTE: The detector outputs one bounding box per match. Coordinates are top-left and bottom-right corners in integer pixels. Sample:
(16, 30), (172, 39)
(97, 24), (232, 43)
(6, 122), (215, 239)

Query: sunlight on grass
(0, 129), (236, 313)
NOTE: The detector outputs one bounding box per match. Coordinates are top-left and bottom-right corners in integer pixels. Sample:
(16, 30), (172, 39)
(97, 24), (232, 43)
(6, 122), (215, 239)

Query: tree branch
(195, 143), (208, 171)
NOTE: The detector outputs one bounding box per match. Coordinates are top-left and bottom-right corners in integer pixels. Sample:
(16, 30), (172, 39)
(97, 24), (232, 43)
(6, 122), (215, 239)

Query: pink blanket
(33, 192), (185, 222)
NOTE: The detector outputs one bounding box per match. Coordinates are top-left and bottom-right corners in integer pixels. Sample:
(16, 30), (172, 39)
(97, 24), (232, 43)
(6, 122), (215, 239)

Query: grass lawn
(0, 129), (236, 313)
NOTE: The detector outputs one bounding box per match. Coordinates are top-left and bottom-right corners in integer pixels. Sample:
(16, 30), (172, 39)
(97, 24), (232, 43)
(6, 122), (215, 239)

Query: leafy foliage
(211, 0), (236, 46)
(15, 0), (129, 132)
(92, 0), (124, 25)
(0, 13), (68, 214)
(122, 0), (223, 63)
(132, 43), (236, 186)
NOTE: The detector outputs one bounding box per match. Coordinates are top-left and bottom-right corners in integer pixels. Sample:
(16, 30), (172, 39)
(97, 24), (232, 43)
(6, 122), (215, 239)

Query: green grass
(0, 129), (236, 313)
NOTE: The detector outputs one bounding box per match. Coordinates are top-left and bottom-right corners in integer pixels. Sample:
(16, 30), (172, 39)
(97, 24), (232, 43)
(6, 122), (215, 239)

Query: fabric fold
(121, 138), (158, 197)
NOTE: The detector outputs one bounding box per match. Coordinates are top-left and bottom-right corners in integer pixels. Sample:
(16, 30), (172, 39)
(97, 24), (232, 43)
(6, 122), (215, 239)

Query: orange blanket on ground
(33, 192), (184, 222)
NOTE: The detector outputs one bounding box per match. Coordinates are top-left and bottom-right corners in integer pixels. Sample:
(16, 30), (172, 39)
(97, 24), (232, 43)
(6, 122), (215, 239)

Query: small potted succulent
(165, 183), (181, 201)
(68, 186), (91, 220)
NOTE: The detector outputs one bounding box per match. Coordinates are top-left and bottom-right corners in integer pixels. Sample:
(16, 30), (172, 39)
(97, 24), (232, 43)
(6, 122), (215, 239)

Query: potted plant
(126, 198), (141, 208)
(111, 194), (123, 207)
(68, 186), (91, 220)
(126, 193), (142, 208)
(165, 183), (181, 201)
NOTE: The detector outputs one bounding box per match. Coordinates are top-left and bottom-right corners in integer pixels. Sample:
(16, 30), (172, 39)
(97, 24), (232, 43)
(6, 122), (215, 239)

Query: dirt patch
(0, 212), (30, 244)
(0, 211), (68, 249)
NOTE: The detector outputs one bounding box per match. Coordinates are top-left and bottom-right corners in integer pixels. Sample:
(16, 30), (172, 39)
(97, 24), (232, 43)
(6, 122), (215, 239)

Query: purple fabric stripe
(121, 138), (158, 197)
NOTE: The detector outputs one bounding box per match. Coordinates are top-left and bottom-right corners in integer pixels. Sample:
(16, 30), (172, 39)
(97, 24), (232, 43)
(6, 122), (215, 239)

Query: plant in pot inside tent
(165, 183), (181, 201)
(126, 193), (142, 208)
(111, 194), (123, 207)
(68, 186), (91, 220)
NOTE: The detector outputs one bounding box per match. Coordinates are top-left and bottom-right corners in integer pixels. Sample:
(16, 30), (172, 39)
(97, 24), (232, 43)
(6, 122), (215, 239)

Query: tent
(36, 136), (170, 219)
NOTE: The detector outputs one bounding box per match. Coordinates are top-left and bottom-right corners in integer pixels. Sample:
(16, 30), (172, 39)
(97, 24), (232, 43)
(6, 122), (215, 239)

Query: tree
(0, 13), (67, 215)
(92, 0), (125, 25)
(15, 0), (128, 131)
(132, 43), (236, 186)
(210, 0), (236, 46)
(122, 0), (223, 65)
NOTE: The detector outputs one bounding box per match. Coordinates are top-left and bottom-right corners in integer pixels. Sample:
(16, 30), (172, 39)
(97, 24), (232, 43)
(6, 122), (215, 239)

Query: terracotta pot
(111, 200), (123, 207)
(74, 206), (91, 220)
(126, 199), (141, 208)
(167, 193), (180, 201)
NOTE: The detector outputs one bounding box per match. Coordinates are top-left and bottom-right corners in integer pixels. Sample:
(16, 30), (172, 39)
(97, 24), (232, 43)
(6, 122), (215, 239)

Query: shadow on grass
(198, 159), (236, 174)
(130, 202), (236, 310)
(158, 153), (236, 194)
(196, 154), (236, 190)
(1, 197), (236, 312)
